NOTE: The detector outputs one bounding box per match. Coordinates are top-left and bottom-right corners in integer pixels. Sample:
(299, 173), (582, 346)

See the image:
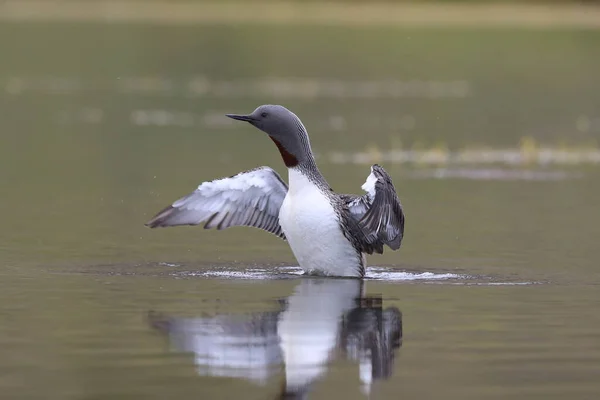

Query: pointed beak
(226, 113), (254, 122)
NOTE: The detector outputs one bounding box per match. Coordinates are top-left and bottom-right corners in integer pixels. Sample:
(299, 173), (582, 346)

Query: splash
(178, 265), (466, 282)
(366, 267), (464, 281)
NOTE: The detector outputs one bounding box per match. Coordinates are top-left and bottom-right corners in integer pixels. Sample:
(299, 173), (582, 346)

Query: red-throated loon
(146, 104), (405, 278)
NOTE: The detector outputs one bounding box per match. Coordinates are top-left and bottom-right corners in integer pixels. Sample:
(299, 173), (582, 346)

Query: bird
(145, 104), (405, 278)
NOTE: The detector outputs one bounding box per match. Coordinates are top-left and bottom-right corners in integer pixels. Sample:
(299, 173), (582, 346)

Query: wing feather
(344, 165), (405, 254)
(145, 166), (288, 239)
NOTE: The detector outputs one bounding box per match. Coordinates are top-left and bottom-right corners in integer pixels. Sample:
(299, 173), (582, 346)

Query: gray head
(226, 105), (313, 168)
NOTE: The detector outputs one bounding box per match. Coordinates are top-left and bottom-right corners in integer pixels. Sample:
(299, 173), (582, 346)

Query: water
(1, 13), (600, 400)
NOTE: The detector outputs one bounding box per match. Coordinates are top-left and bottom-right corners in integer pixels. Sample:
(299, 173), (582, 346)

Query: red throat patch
(270, 137), (299, 167)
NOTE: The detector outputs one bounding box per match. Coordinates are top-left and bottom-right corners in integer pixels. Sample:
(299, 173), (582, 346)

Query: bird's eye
(261, 112), (268, 118)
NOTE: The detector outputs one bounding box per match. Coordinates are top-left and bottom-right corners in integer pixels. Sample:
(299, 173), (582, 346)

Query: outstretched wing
(344, 164), (405, 254)
(145, 166), (288, 239)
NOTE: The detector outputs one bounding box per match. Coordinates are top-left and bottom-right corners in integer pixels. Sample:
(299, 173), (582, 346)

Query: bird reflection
(148, 279), (402, 399)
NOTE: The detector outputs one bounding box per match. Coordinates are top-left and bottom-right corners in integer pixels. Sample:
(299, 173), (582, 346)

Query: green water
(1, 21), (600, 400)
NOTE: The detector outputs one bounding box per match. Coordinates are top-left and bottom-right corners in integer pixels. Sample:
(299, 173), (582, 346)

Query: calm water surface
(1, 20), (600, 400)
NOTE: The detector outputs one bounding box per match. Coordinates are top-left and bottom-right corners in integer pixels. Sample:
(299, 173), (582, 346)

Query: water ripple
(179, 265), (467, 282)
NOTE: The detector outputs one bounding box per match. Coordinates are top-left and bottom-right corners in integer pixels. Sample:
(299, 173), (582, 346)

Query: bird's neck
(269, 137), (300, 168)
(270, 131), (331, 191)
(287, 162), (331, 196)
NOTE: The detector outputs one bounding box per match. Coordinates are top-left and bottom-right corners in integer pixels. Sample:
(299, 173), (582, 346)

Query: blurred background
(1, 1), (599, 399)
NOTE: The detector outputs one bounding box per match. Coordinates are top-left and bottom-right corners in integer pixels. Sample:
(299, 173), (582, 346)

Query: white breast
(279, 168), (362, 277)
